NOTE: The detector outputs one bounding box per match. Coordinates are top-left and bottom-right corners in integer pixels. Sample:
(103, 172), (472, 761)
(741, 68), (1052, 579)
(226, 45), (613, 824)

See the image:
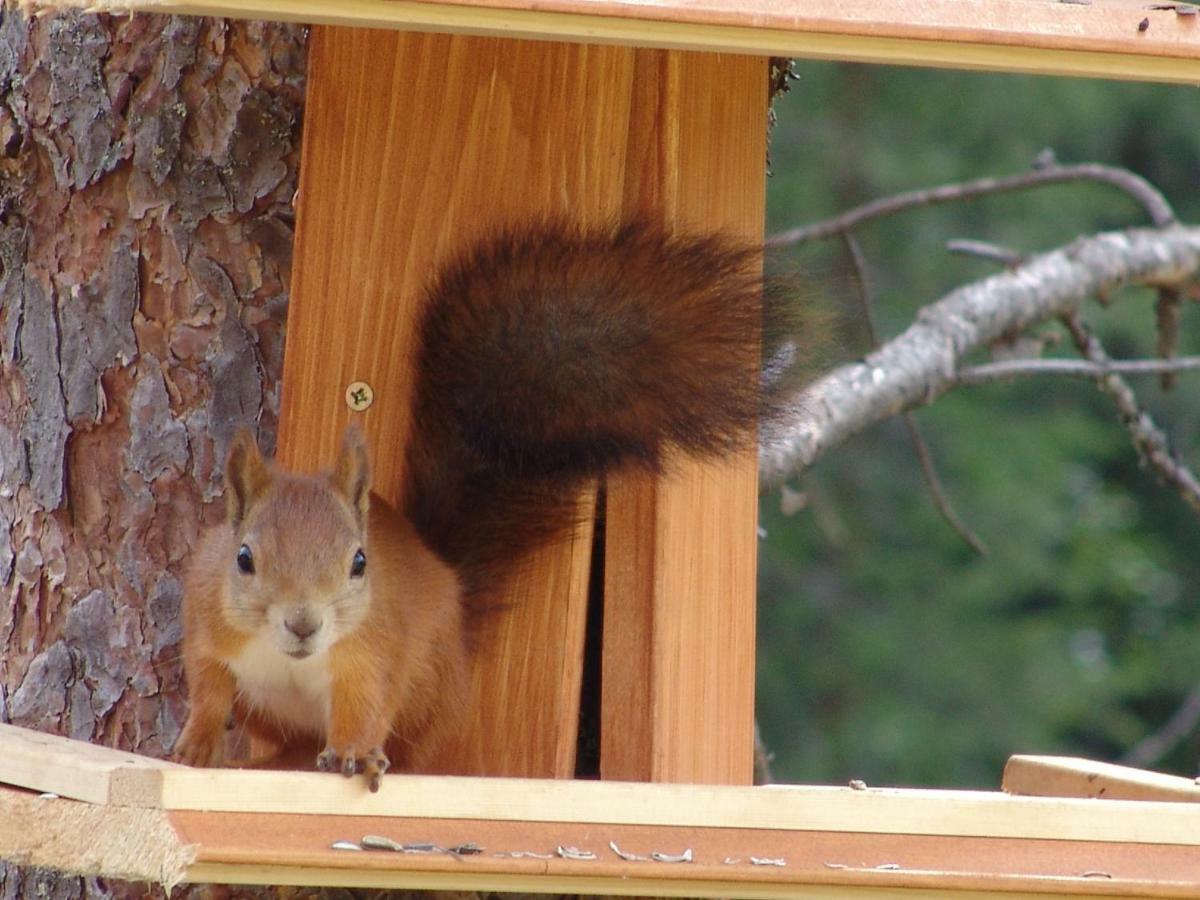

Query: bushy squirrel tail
(402, 220), (806, 596)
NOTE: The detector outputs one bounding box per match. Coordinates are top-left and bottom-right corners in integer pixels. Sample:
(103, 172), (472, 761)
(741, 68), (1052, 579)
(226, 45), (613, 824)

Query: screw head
(345, 381), (374, 412)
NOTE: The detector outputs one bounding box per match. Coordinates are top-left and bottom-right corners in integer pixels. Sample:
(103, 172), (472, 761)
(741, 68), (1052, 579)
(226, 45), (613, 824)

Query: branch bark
(1060, 312), (1200, 515)
(760, 225), (1200, 487)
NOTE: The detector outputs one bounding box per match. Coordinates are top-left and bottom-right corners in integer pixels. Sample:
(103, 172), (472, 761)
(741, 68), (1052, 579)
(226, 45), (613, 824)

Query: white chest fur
(227, 634), (333, 737)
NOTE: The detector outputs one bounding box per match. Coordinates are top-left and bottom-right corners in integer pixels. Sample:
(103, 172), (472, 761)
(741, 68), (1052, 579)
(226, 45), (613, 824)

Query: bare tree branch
(958, 355), (1200, 384)
(766, 163), (1176, 248)
(759, 225), (1200, 487)
(1060, 311), (1200, 515)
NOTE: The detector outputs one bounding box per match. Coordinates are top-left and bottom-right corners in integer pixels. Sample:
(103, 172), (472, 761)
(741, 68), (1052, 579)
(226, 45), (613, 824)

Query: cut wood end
(0, 723), (179, 807)
(0, 786), (197, 889)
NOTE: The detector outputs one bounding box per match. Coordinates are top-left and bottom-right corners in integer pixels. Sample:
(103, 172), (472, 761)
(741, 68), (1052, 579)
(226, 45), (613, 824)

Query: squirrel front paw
(173, 720), (223, 768)
(317, 744), (390, 792)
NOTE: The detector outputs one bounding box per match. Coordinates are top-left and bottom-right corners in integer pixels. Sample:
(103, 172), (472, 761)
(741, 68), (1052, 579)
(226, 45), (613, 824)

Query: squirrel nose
(284, 611), (320, 640)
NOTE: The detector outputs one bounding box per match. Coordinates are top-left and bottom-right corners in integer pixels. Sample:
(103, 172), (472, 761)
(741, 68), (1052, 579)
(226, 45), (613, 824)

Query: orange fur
(175, 430), (465, 789)
(175, 221), (813, 789)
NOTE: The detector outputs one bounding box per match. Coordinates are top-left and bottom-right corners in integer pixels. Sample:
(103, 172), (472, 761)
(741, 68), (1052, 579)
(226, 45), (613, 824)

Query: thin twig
(767, 163), (1176, 248)
(1060, 311), (1200, 515)
(843, 232), (988, 556)
(1156, 287), (1183, 391)
(958, 355), (1200, 384)
(842, 231), (881, 339)
(901, 414), (989, 556)
(946, 239), (1026, 267)
(1120, 682), (1200, 770)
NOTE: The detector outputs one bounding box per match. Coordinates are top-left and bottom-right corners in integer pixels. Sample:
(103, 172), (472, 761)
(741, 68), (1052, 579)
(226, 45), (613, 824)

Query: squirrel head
(221, 426), (372, 660)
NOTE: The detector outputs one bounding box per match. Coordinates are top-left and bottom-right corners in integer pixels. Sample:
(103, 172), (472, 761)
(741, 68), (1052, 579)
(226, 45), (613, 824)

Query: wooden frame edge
(184, 862), (1132, 899)
(152, 768), (1200, 845)
(23, 0), (1200, 84)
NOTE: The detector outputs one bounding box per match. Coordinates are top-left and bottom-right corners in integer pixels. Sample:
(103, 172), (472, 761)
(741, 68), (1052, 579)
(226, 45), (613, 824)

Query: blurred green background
(757, 62), (1200, 788)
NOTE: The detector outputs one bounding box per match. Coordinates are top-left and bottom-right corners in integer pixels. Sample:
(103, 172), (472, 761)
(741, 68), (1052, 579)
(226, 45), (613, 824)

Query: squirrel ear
(331, 424), (371, 526)
(226, 429), (271, 529)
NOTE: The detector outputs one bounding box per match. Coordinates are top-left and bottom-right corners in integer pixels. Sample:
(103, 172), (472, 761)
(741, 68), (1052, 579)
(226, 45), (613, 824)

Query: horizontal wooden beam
(4, 726), (1200, 847)
(2, 784), (1199, 897)
(1004, 755), (1200, 803)
(154, 770), (1200, 847)
(175, 810), (1200, 898)
(35, 0), (1200, 83)
(5, 728), (1200, 895)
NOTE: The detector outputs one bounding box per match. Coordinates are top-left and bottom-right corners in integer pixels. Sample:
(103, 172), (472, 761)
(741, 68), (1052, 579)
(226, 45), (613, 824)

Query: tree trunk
(0, 8), (303, 897)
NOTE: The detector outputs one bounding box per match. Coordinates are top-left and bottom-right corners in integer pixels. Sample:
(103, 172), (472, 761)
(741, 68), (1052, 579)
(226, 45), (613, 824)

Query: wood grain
(601, 50), (765, 784)
(42, 0), (1200, 84)
(174, 809), (1200, 897)
(279, 28), (677, 777)
(1004, 755), (1200, 803)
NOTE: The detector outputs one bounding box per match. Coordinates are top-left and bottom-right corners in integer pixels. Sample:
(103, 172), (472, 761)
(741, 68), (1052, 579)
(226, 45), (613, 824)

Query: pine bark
(0, 7), (303, 897)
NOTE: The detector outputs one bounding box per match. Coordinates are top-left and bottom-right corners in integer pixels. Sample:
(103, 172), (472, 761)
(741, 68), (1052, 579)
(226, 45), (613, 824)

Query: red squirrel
(173, 221), (803, 790)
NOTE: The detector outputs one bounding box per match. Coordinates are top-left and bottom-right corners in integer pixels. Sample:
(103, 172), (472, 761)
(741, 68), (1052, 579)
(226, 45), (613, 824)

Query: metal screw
(345, 381), (374, 412)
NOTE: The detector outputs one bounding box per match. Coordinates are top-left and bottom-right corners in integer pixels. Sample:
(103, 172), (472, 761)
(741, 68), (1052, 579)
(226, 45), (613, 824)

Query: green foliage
(758, 63), (1200, 788)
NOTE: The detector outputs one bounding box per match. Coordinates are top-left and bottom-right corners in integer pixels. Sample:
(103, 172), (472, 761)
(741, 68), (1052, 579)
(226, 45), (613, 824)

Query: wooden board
(599, 52), (765, 784)
(36, 0), (1200, 84)
(5, 725), (1200, 848)
(175, 811), (1200, 898)
(5, 731), (1200, 896)
(0, 721), (180, 807)
(278, 27), (638, 778)
(7, 782), (1200, 897)
(1004, 755), (1200, 803)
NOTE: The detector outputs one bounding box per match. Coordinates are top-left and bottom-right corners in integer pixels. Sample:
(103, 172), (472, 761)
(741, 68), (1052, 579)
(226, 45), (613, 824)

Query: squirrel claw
(316, 745), (390, 791)
(363, 747), (389, 792)
(316, 746), (342, 773)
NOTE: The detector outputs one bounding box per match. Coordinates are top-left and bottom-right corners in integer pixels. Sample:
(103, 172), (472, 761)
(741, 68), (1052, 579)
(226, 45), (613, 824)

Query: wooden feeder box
(4, 0), (1200, 895)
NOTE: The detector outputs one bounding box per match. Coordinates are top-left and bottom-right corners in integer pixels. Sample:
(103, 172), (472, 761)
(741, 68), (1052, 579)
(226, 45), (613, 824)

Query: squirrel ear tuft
(226, 429), (271, 529)
(332, 424), (371, 526)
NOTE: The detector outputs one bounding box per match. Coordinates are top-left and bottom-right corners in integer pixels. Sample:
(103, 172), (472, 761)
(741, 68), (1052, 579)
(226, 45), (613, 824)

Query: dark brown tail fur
(402, 220), (802, 599)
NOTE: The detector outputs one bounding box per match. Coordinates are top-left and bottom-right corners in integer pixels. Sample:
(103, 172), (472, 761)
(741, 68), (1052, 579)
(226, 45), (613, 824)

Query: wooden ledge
(3, 725), (1200, 895)
(22, 0), (1200, 83)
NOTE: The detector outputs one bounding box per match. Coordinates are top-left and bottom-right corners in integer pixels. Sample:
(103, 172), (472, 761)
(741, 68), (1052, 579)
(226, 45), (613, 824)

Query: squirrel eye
(236, 544), (255, 575)
(350, 548), (367, 578)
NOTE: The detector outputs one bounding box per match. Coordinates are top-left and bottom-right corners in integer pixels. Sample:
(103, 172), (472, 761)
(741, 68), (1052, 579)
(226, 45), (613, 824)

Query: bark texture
(0, 7), (304, 897)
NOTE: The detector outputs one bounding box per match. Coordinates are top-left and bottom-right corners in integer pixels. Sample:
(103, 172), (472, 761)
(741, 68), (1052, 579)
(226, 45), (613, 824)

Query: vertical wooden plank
(602, 51), (767, 785)
(278, 28), (641, 777)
